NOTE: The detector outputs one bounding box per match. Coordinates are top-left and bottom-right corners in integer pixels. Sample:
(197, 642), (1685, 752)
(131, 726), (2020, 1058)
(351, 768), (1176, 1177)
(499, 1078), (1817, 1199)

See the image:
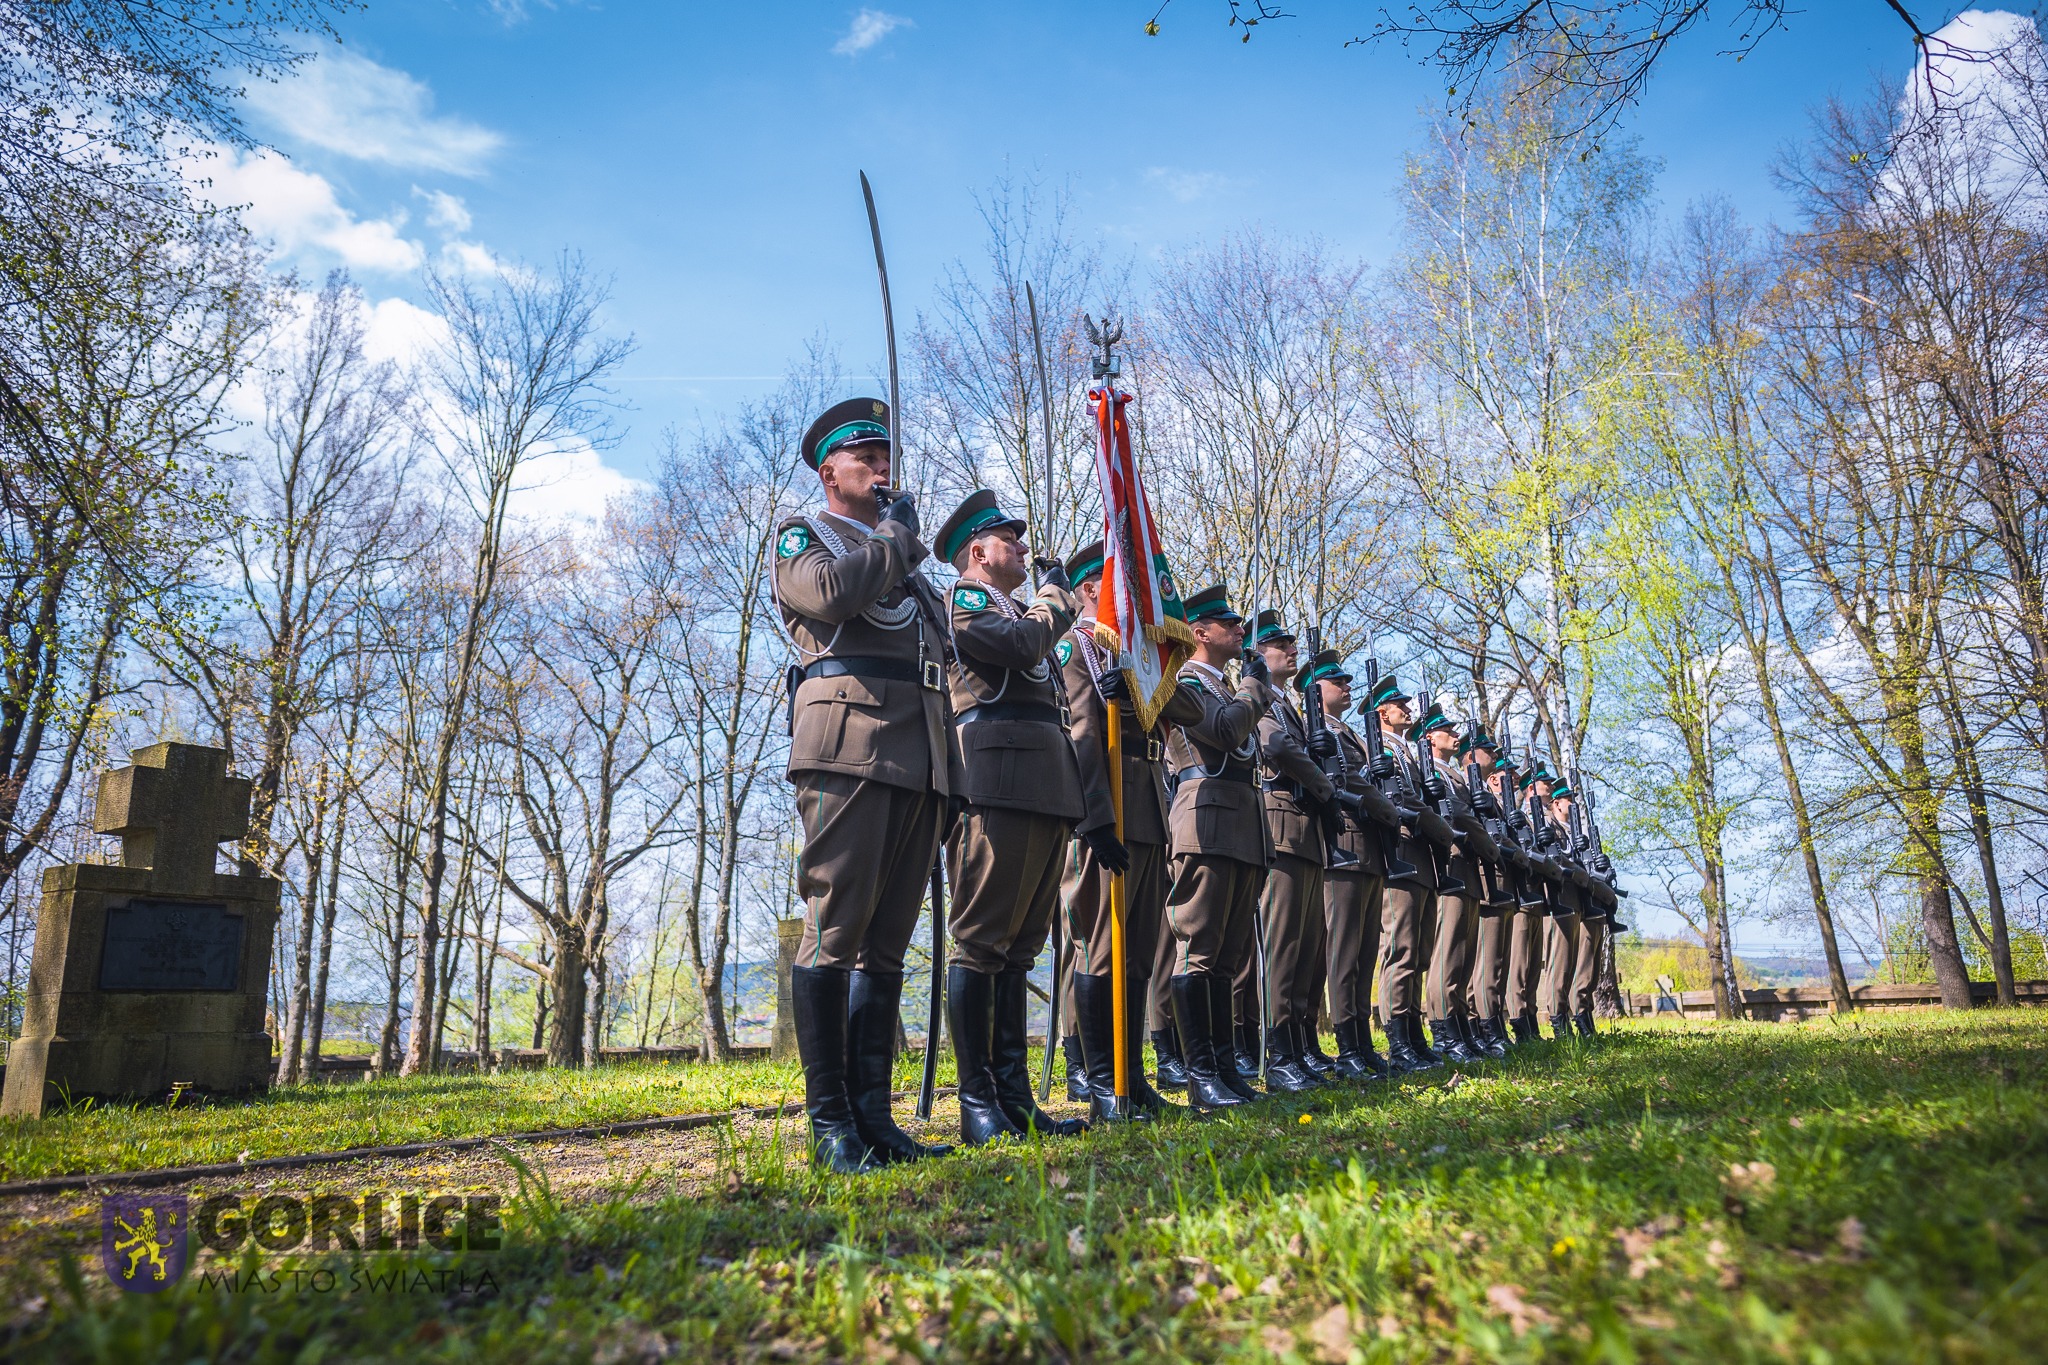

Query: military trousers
(1323, 870), (1381, 1027)
(1571, 917), (1608, 1016)
(1376, 878), (1437, 1023)
(1426, 867), (1479, 1019)
(1504, 908), (1544, 1018)
(1063, 836), (1169, 983)
(1470, 908), (1509, 1021)
(793, 771), (944, 973)
(1166, 853), (1264, 981)
(1254, 852), (1327, 1030)
(947, 805), (1072, 975)
(1148, 904), (1179, 1032)
(1540, 911), (1583, 1020)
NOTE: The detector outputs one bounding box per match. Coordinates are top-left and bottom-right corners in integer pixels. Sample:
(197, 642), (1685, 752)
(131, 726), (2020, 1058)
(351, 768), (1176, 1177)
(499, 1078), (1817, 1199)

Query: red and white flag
(1090, 386), (1193, 730)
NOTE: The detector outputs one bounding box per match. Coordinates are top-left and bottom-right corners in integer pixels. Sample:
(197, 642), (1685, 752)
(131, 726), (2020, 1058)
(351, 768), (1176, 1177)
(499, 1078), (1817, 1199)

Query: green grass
(11, 1011), (2048, 1362)
(0, 1058), (825, 1182)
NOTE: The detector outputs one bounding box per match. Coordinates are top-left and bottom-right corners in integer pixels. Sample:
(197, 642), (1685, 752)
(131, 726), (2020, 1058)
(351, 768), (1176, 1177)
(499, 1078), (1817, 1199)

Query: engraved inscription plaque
(98, 900), (244, 992)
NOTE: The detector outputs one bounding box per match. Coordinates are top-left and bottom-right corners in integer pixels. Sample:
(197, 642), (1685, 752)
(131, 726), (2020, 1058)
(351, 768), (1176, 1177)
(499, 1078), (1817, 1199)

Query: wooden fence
(1625, 979), (2048, 1022)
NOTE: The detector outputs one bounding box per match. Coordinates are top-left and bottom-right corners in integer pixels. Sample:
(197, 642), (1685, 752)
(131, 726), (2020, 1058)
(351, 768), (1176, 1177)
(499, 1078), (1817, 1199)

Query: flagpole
(1109, 696), (1130, 1103)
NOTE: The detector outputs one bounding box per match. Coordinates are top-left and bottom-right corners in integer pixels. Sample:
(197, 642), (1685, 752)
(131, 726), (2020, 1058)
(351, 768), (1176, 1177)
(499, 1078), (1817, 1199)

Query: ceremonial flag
(1090, 386), (1193, 730)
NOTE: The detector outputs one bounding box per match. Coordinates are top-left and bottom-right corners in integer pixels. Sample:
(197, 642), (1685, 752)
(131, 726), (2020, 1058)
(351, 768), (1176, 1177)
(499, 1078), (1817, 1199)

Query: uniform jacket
(1544, 808), (1594, 916)
(1060, 622), (1203, 845)
(1258, 687), (1335, 865)
(773, 510), (962, 796)
(1326, 716), (1400, 877)
(1432, 753), (1502, 894)
(947, 577), (1086, 821)
(1376, 731), (1454, 893)
(1164, 661), (1273, 868)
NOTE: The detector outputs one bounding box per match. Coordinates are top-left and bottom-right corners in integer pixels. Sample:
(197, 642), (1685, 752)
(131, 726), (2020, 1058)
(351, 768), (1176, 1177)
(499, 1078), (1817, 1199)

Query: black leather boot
(1550, 1014), (1575, 1043)
(1355, 1017), (1394, 1078)
(1128, 977), (1181, 1118)
(1331, 1019), (1372, 1081)
(994, 969), (1087, 1137)
(1381, 1012), (1424, 1074)
(847, 970), (952, 1163)
(791, 965), (882, 1174)
(1429, 1016), (1478, 1064)
(1398, 1013), (1444, 1072)
(1075, 972), (1147, 1123)
(1264, 1022), (1324, 1093)
(1519, 1009), (1543, 1043)
(947, 965), (1024, 1145)
(1212, 975), (1262, 1102)
(1152, 1027), (1189, 1090)
(1062, 1034), (1089, 1102)
(1171, 973), (1246, 1109)
(1575, 1009), (1598, 1039)
(1232, 1022), (1262, 1085)
(1506, 1013), (1533, 1045)
(1299, 1021), (1337, 1078)
(1471, 1015), (1510, 1060)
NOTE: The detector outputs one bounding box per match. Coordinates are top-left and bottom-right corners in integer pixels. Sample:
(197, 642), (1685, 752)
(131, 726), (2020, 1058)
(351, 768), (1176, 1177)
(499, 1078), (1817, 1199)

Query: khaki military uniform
(945, 577), (1087, 973)
(1375, 739), (1454, 1025)
(1247, 688), (1332, 1034)
(1059, 625), (1202, 984)
(1323, 716), (1398, 1029)
(1539, 811), (1591, 1020)
(1572, 876), (1620, 1016)
(774, 511), (961, 973)
(1425, 754), (1499, 1020)
(1467, 766), (1525, 1023)
(1162, 662), (1272, 976)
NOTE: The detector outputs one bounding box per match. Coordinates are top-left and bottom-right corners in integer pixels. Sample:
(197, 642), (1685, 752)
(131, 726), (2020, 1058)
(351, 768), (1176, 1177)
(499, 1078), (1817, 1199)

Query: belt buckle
(920, 660), (944, 692)
(1146, 737), (1163, 762)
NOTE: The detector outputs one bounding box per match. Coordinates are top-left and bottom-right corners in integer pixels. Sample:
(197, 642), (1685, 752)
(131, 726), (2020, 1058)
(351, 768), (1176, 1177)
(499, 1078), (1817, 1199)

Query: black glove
(1368, 754), (1399, 782)
(1421, 773), (1447, 805)
(1593, 853), (1613, 876)
(1080, 824), (1132, 876)
(1097, 668), (1129, 702)
(877, 490), (920, 539)
(1032, 557), (1071, 593)
(1471, 788), (1499, 817)
(1308, 729), (1338, 763)
(1242, 649), (1269, 684)
(1333, 790), (1365, 817)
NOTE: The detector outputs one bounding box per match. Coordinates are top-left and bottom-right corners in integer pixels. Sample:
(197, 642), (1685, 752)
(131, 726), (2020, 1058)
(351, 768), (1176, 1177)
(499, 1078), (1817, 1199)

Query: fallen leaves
(1722, 1160), (1776, 1215)
(1308, 1303), (1359, 1361)
(1836, 1215), (1867, 1260)
(1485, 1283), (1557, 1335)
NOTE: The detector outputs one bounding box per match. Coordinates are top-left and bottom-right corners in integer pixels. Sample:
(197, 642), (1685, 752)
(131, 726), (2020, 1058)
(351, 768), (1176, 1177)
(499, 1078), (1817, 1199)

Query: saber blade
(859, 170), (902, 484)
(1027, 281), (1056, 551)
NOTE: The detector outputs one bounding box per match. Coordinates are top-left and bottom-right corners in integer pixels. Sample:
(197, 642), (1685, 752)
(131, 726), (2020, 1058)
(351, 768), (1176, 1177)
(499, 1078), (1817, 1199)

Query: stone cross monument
(2, 742), (280, 1117)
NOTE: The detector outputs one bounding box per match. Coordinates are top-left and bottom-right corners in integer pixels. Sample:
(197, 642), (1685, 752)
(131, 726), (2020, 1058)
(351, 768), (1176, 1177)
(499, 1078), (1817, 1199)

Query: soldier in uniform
(1553, 778), (1617, 1039)
(1301, 650), (1401, 1080)
(1365, 675), (1458, 1073)
(1056, 539), (1200, 1121)
(1419, 702), (1498, 1064)
(773, 398), (958, 1173)
(1459, 729), (1522, 1056)
(934, 490), (1091, 1144)
(1537, 771), (1594, 1041)
(1243, 611), (1342, 1092)
(1161, 585), (1272, 1109)
(1504, 762), (1561, 1043)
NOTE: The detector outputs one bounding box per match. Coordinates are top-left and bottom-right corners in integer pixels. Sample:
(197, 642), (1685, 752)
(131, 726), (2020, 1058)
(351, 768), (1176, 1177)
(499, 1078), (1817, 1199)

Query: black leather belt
(1128, 735), (1165, 762)
(803, 655), (943, 692)
(957, 700), (1062, 727)
(1177, 764), (1255, 786)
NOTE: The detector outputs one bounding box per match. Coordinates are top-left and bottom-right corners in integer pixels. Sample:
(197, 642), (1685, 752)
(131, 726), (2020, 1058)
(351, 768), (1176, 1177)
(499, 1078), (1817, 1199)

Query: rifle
(1410, 682), (1467, 896)
(1354, 649), (1420, 881)
(1496, 735), (1551, 910)
(1299, 627), (1359, 871)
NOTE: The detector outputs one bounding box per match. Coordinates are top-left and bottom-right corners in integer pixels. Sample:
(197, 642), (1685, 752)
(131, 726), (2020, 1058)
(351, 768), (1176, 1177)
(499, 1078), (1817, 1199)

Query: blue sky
(226, 0), (1972, 484)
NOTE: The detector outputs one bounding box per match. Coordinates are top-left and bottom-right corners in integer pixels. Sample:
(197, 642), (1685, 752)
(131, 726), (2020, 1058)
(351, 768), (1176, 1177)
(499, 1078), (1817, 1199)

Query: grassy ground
(6, 1011), (2046, 1362)
(0, 1058), (821, 1182)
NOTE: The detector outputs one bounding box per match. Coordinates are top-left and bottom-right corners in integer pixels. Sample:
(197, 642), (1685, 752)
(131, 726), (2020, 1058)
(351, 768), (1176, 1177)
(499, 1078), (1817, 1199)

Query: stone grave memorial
(1, 742), (280, 1118)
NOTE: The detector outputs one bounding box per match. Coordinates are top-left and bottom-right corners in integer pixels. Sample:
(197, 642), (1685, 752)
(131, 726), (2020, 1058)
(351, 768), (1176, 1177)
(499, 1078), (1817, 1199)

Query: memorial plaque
(99, 900), (244, 992)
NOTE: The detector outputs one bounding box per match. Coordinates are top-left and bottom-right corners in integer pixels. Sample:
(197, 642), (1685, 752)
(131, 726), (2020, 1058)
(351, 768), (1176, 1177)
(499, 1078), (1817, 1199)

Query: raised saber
(1028, 281), (1069, 1103)
(864, 171), (943, 1119)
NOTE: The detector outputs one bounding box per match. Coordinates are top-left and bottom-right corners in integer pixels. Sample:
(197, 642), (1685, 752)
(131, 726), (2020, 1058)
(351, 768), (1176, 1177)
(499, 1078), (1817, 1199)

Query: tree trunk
(546, 939), (587, 1068)
(1701, 854), (1735, 1021)
(1900, 731), (1973, 1009)
(280, 762), (329, 1084)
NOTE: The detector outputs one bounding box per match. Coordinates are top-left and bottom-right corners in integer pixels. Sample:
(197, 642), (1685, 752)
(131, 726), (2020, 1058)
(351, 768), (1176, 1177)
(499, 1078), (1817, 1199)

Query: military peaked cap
(1253, 609), (1295, 646)
(1419, 700), (1457, 736)
(801, 397), (891, 470)
(1066, 538), (1106, 585)
(1297, 648), (1351, 689)
(1183, 583), (1241, 623)
(1457, 726), (1503, 757)
(935, 489), (1028, 566)
(1361, 673), (1412, 711)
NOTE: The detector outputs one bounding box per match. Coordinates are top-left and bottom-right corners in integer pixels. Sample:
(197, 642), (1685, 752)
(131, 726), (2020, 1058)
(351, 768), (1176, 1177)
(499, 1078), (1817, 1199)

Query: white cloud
(191, 147), (425, 273)
(833, 9), (912, 56)
(362, 296), (451, 368)
(1143, 167), (1228, 203)
(507, 440), (647, 535)
(439, 239), (536, 283)
(415, 187), (473, 234)
(244, 46), (503, 175)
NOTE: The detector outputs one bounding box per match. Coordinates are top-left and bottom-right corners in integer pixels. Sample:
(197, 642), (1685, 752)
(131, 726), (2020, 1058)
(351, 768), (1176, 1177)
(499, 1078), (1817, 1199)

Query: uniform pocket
(964, 723), (1056, 803)
(794, 676), (887, 765)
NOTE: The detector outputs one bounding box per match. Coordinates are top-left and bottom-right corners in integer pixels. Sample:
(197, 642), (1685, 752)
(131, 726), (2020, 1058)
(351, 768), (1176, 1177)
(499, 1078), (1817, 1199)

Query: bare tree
(400, 255), (630, 1075)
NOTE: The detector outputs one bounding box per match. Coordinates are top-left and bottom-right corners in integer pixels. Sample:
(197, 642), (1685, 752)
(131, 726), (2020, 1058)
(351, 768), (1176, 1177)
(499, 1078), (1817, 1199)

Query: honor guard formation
(773, 398), (1627, 1174)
